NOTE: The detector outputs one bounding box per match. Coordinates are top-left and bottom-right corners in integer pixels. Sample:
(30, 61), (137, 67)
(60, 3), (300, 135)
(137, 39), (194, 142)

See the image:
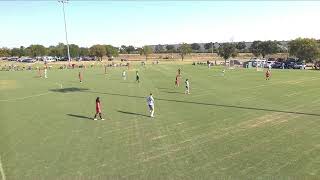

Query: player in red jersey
(175, 74), (180, 87)
(265, 69), (271, 80)
(93, 97), (105, 120)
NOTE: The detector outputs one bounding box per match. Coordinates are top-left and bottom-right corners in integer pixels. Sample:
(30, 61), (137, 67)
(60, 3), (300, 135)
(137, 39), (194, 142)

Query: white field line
(0, 156), (6, 180)
(0, 92), (52, 102)
(0, 82), (62, 102)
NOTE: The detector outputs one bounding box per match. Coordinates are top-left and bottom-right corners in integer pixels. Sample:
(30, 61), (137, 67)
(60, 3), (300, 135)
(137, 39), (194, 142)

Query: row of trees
(0, 38), (319, 64)
(0, 43), (119, 60)
(216, 38), (320, 65)
(0, 41), (281, 58)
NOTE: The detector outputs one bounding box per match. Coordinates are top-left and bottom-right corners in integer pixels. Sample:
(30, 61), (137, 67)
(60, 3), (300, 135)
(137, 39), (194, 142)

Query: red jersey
(266, 71), (271, 77)
(96, 102), (101, 113)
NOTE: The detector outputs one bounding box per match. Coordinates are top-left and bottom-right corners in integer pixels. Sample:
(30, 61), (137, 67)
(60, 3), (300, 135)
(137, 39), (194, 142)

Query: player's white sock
(151, 110), (154, 117)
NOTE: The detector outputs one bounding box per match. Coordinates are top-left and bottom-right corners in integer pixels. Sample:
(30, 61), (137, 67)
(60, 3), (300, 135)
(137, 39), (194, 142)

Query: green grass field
(1, 64), (320, 179)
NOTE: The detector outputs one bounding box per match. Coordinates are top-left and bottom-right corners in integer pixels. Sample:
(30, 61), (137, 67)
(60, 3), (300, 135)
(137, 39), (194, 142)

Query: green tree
(89, 45), (106, 61)
(259, 41), (279, 58)
(55, 43), (67, 57)
(120, 45), (127, 54)
(178, 43), (192, 61)
(27, 44), (46, 57)
(249, 41), (262, 57)
(19, 46), (26, 57)
(10, 48), (21, 57)
(204, 42), (216, 53)
(47, 46), (59, 57)
(69, 44), (80, 58)
(105, 45), (119, 57)
(236, 42), (246, 52)
(140, 45), (153, 61)
(79, 47), (90, 56)
(0, 48), (11, 57)
(218, 43), (238, 65)
(127, 45), (136, 54)
(155, 44), (165, 53)
(249, 40), (279, 58)
(166, 45), (175, 53)
(191, 43), (201, 52)
(288, 38), (320, 64)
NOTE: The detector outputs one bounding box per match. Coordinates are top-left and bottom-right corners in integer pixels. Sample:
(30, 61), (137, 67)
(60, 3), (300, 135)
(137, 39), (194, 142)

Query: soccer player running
(185, 79), (190, 94)
(93, 97), (105, 120)
(265, 69), (271, 80)
(136, 71), (140, 83)
(146, 93), (155, 118)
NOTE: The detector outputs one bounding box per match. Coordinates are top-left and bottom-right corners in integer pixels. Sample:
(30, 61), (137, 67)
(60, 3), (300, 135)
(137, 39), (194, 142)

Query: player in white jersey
(44, 68), (48, 78)
(185, 79), (190, 94)
(146, 93), (155, 118)
(122, 70), (127, 80)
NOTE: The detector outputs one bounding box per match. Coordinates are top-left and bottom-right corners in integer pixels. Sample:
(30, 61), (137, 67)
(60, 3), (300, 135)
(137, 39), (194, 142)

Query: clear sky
(1, 1), (320, 48)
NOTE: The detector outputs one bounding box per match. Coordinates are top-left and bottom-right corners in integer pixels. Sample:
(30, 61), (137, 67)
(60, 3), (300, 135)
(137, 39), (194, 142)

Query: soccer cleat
(93, 118), (97, 120)
(101, 118), (105, 120)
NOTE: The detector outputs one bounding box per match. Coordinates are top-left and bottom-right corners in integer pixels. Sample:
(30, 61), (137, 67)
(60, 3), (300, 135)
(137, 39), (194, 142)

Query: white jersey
(147, 96), (154, 106)
(185, 81), (190, 88)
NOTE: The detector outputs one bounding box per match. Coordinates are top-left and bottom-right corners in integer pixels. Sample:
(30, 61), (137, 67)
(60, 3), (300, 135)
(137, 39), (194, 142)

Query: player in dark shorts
(79, 71), (83, 83)
(265, 69), (271, 80)
(136, 71), (140, 83)
(93, 97), (104, 120)
(178, 68), (181, 76)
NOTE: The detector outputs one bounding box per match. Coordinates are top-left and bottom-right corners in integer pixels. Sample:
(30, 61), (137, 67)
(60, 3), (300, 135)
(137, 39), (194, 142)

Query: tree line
(0, 38), (319, 64)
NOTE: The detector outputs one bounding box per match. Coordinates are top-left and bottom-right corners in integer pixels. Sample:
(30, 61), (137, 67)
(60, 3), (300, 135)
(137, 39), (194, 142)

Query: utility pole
(58, 0), (71, 64)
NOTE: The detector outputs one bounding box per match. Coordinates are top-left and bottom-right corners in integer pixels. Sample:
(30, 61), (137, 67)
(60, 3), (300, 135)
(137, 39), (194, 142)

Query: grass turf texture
(1, 64), (320, 179)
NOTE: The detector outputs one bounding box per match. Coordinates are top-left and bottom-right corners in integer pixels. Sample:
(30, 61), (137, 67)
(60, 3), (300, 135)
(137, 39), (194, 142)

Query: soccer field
(1, 64), (320, 179)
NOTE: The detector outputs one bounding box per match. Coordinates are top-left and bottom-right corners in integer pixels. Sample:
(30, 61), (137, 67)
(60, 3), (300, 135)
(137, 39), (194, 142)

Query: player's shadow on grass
(67, 114), (92, 120)
(117, 110), (150, 117)
(160, 91), (184, 94)
(120, 81), (135, 84)
(86, 91), (320, 117)
(50, 87), (89, 93)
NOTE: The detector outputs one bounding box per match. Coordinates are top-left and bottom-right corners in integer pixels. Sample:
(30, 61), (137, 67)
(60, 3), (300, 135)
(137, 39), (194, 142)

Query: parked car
(265, 60), (275, 68)
(22, 58), (36, 63)
(43, 56), (56, 62)
(271, 62), (284, 69)
(8, 57), (19, 61)
(285, 60), (296, 69)
(293, 62), (306, 69)
(230, 59), (242, 65)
